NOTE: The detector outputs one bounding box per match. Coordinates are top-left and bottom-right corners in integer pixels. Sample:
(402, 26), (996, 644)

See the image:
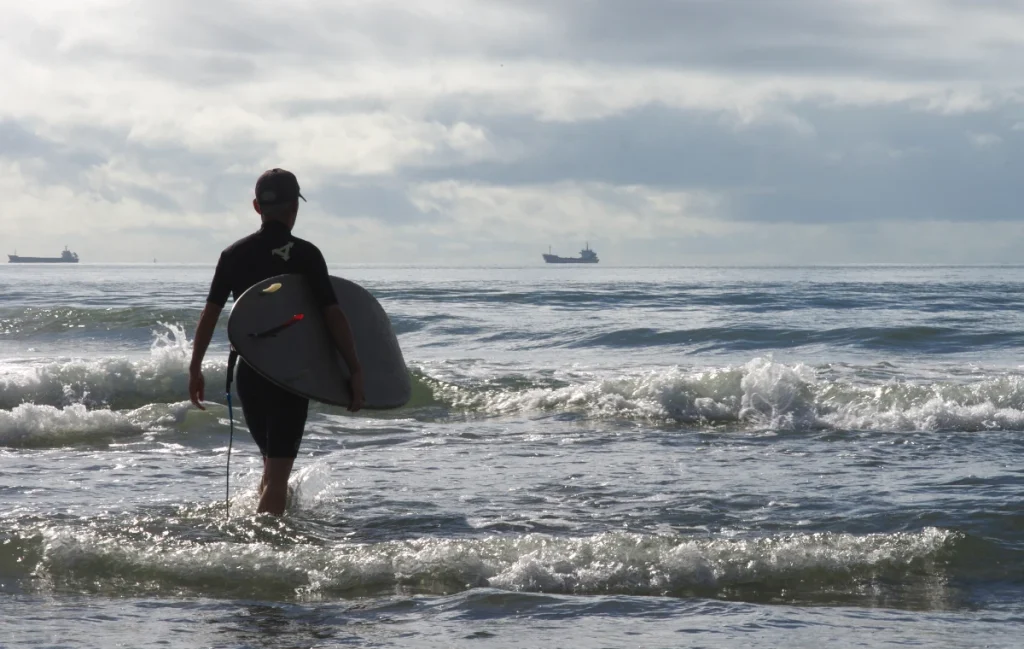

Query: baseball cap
(255, 168), (306, 206)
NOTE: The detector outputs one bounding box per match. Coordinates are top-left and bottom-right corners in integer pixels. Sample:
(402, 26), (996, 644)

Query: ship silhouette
(8, 246), (79, 263)
(543, 242), (598, 264)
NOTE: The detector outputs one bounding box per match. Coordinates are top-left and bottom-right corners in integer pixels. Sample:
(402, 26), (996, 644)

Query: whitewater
(2, 263), (1023, 647)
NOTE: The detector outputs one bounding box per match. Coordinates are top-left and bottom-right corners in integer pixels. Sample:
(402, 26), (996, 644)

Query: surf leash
(225, 348), (239, 519)
(249, 313), (305, 339)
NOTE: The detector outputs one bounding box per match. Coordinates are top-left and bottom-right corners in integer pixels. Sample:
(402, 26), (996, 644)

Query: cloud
(2, 0), (1024, 263)
(512, 0), (1024, 81)
(407, 180), (727, 240)
(968, 132), (1003, 148)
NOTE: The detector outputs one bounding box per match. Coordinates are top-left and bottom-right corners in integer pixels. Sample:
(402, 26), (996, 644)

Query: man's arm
(302, 244), (365, 411)
(323, 305), (365, 411)
(190, 251), (230, 409)
(188, 302), (223, 410)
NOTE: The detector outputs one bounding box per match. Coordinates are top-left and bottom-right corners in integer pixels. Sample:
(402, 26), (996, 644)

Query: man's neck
(261, 218), (291, 231)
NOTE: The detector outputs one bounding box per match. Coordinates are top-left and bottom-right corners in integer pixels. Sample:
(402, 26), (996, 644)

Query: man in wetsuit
(187, 168), (365, 515)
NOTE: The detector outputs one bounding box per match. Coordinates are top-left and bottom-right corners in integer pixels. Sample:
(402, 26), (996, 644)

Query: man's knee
(263, 457), (295, 484)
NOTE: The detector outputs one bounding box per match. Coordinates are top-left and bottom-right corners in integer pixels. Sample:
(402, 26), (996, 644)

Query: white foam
(33, 526), (956, 598)
(0, 323), (228, 410)
(287, 460), (339, 510)
(433, 359), (815, 427)
(8, 330), (1024, 435)
(433, 357), (1024, 432)
(0, 401), (192, 447)
(824, 395), (1024, 432)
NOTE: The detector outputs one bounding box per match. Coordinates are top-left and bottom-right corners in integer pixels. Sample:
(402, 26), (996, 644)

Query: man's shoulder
(219, 230), (262, 257)
(217, 227), (326, 265)
(289, 234), (326, 258)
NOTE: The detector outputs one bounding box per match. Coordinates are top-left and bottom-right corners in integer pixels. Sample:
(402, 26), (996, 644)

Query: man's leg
(236, 362), (273, 504)
(256, 384), (309, 516)
(258, 457), (267, 497)
(258, 457), (295, 515)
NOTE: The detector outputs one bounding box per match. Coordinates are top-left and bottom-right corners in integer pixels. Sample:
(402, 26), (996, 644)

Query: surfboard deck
(226, 274), (411, 409)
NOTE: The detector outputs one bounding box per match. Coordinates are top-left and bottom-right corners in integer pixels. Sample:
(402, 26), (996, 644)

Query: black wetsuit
(206, 220), (337, 458)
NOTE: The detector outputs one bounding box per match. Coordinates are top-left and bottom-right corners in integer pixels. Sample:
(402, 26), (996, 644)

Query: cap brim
(298, 191), (306, 202)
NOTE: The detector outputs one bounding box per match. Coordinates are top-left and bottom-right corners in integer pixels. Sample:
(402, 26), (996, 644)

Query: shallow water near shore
(3, 264), (1024, 647)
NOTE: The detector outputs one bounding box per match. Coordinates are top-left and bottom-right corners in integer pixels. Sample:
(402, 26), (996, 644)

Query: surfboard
(226, 274), (411, 409)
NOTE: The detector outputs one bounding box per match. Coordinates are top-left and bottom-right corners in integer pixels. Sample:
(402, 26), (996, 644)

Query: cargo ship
(543, 243), (598, 264)
(8, 246), (80, 263)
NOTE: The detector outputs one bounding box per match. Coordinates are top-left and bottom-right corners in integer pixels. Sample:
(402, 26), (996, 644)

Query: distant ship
(543, 243), (599, 264)
(8, 246), (80, 264)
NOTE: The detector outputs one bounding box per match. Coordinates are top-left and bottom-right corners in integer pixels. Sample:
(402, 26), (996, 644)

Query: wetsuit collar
(260, 220), (290, 233)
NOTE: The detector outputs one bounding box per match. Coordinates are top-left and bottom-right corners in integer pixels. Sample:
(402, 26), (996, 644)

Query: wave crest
(25, 526), (956, 601)
(429, 358), (1024, 432)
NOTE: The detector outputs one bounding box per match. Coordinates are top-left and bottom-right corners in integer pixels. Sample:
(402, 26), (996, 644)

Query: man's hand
(189, 369), (206, 410)
(188, 302), (222, 410)
(323, 305), (365, 413)
(348, 369), (366, 412)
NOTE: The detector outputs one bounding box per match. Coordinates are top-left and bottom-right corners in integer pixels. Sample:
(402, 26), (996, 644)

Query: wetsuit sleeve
(206, 252), (232, 307)
(302, 244), (338, 308)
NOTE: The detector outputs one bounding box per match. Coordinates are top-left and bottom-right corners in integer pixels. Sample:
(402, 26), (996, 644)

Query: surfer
(187, 168), (365, 515)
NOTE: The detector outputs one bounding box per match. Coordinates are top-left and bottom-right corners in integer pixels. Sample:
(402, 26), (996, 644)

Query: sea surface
(2, 263), (1024, 648)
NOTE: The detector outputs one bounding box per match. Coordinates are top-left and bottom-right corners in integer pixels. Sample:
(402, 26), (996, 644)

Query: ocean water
(2, 263), (1024, 648)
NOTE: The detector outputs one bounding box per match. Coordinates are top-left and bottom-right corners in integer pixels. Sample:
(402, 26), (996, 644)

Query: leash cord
(224, 350), (239, 519)
(226, 391), (234, 518)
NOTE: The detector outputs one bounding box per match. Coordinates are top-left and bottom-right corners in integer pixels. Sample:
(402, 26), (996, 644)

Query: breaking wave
(0, 306), (202, 339)
(0, 401), (194, 448)
(0, 323), (207, 411)
(15, 525), (957, 601)
(429, 358), (1024, 432)
(5, 320), (1024, 441)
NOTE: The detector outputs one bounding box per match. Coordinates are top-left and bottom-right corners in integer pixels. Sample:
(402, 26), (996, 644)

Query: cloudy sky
(2, 0), (1023, 264)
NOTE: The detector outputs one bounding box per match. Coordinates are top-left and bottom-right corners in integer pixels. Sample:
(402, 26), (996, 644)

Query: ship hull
(543, 254), (598, 264)
(8, 256), (79, 263)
